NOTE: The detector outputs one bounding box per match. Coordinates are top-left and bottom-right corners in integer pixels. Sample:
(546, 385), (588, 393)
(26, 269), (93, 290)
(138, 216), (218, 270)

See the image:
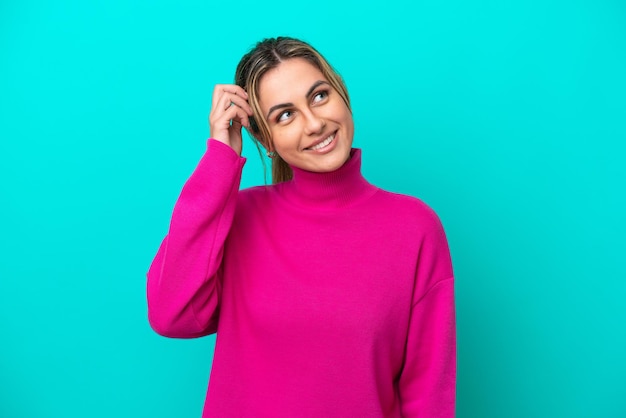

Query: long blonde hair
(235, 37), (351, 184)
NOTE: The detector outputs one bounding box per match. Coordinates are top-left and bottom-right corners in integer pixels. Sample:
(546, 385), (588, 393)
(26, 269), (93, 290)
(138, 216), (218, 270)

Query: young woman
(147, 37), (456, 417)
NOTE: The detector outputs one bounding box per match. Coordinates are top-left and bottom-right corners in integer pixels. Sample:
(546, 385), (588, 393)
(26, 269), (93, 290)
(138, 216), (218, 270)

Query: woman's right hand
(208, 84), (253, 156)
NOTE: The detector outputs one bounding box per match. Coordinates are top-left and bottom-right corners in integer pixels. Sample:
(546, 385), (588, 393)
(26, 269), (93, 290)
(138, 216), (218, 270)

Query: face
(257, 58), (354, 173)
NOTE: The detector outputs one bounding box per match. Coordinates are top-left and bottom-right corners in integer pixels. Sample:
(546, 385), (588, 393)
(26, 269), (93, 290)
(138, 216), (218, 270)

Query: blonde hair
(235, 37), (351, 184)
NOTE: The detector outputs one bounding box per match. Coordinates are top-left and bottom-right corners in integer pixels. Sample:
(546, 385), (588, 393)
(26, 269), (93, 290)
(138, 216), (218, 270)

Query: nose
(303, 109), (326, 135)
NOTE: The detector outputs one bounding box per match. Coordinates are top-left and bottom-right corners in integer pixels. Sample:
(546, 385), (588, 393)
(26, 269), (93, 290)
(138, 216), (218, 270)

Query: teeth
(310, 134), (335, 151)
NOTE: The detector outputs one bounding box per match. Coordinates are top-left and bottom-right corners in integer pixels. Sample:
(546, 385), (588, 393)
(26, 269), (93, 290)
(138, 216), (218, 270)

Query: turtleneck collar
(276, 149), (378, 210)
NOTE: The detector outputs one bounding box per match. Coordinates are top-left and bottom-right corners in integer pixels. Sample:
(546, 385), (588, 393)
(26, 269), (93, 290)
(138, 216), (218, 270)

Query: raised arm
(147, 139), (245, 338)
(147, 84), (252, 338)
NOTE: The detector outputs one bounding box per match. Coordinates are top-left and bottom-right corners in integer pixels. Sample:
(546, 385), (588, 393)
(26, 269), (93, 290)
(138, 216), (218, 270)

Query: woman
(147, 37), (455, 417)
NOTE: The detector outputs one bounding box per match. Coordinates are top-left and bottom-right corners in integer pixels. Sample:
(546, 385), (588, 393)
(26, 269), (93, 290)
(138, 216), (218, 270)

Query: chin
(310, 151), (351, 172)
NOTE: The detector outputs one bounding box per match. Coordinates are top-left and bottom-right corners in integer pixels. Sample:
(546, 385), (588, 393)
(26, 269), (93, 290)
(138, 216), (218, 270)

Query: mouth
(304, 131), (337, 152)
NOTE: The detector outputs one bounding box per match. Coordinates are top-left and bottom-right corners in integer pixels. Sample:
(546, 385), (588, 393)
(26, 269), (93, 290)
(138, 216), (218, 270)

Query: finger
(228, 106), (251, 128)
(210, 93), (239, 125)
(230, 118), (242, 129)
(225, 93), (253, 115)
(212, 84), (248, 109)
(223, 84), (248, 100)
(210, 106), (248, 141)
(214, 92), (253, 123)
(216, 104), (250, 129)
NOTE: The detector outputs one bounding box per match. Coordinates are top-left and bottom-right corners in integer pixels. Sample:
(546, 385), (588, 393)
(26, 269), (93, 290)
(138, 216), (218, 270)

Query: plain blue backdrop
(1, 1), (625, 417)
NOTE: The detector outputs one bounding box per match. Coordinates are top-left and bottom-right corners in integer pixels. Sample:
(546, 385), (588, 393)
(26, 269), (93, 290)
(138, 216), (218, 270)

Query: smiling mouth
(305, 133), (336, 151)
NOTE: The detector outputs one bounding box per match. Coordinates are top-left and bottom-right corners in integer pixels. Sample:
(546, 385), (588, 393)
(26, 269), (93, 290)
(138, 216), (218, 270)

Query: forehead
(258, 58), (328, 107)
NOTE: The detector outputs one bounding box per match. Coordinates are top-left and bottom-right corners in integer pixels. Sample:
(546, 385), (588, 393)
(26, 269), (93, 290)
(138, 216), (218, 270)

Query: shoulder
(373, 189), (444, 232)
(235, 183), (290, 215)
(237, 184), (273, 205)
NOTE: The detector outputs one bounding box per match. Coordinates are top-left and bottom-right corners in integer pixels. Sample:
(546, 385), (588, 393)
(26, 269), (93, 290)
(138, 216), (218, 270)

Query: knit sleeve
(146, 139), (245, 338)
(399, 211), (456, 417)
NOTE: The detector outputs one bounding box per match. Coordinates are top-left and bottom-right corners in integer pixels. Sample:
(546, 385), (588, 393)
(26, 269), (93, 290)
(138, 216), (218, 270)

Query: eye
(277, 110), (293, 123)
(312, 90), (329, 104)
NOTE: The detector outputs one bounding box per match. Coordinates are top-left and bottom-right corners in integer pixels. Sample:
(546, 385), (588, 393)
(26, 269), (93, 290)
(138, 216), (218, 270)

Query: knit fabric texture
(147, 139), (456, 417)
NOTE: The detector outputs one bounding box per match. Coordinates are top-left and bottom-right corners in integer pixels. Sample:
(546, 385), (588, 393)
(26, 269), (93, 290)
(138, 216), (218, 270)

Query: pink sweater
(147, 139), (456, 417)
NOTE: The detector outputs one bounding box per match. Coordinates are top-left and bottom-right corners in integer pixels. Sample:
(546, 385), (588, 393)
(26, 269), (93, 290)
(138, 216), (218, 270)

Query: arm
(399, 211), (456, 417)
(147, 139), (246, 338)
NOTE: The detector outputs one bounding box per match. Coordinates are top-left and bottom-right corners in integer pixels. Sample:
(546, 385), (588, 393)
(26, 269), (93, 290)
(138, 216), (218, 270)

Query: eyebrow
(266, 80), (331, 119)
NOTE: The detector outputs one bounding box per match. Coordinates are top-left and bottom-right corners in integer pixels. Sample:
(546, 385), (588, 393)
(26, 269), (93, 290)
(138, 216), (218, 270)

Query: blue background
(1, 1), (625, 417)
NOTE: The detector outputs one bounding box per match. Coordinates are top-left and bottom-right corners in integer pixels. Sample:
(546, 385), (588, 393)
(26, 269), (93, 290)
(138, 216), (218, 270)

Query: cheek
(339, 108), (354, 132)
(271, 126), (302, 151)
(331, 102), (352, 123)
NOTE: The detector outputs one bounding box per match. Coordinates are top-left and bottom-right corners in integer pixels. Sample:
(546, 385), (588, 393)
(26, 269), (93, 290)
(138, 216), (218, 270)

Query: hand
(208, 84), (253, 156)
